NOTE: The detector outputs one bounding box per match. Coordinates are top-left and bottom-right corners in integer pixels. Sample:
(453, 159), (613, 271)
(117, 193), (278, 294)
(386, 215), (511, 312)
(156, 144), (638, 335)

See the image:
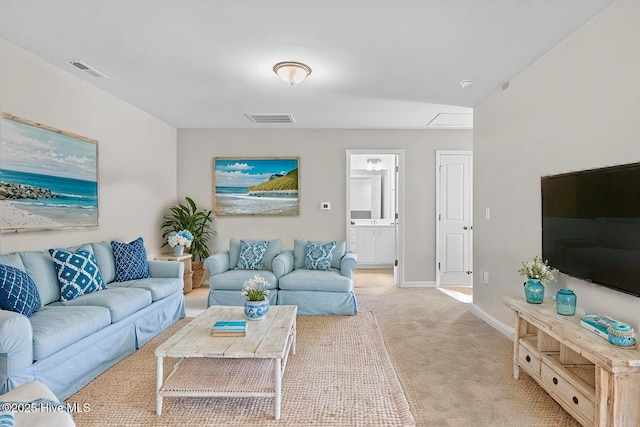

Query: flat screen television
(541, 162), (640, 297)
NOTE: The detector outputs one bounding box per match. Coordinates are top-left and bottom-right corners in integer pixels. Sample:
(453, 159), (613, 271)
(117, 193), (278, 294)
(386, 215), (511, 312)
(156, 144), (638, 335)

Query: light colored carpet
(68, 311), (414, 426)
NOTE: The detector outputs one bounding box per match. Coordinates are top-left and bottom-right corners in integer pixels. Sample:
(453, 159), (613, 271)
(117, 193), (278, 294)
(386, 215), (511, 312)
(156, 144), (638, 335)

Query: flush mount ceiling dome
(273, 61), (312, 86)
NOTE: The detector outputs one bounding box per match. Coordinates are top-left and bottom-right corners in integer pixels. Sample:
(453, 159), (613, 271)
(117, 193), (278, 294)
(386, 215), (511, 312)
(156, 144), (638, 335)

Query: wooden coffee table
(155, 305), (297, 420)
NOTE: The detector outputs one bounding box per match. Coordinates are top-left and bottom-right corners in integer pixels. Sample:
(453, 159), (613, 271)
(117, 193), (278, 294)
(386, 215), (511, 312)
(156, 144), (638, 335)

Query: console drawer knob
(573, 396), (579, 405)
(525, 355), (531, 363)
(553, 377), (558, 385)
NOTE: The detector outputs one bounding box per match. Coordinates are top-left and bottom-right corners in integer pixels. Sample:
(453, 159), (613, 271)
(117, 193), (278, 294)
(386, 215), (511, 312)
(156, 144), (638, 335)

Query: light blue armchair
(277, 239), (358, 315)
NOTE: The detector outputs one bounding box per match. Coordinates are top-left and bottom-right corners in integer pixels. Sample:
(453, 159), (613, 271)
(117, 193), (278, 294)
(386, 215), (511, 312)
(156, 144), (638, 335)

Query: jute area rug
(69, 311), (415, 426)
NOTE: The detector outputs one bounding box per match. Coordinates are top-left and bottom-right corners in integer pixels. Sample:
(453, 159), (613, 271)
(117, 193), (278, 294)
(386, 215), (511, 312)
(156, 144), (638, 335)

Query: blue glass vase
(556, 289), (576, 316)
(524, 279), (544, 304)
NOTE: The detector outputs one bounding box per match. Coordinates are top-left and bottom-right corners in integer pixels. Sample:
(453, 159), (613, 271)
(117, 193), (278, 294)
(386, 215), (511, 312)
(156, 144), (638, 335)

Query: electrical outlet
(321, 202), (331, 210)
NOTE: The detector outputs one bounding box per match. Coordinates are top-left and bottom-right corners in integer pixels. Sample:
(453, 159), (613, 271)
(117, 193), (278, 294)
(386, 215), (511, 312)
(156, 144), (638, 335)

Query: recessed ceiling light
(459, 79), (474, 89)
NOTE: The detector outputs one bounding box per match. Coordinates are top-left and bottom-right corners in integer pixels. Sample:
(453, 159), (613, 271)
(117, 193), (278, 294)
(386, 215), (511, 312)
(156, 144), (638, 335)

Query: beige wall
(0, 40), (178, 257)
(473, 0), (640, 331)
(177, 129), (472, 283)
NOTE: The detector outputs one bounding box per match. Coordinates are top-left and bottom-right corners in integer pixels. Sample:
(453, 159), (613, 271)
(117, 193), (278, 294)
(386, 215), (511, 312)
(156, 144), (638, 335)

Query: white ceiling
(0, 0), (613, 129)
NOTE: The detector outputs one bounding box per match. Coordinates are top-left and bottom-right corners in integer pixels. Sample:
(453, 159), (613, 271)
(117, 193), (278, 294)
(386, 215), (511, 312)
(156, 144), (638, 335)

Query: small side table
(156, 254), (193, 294)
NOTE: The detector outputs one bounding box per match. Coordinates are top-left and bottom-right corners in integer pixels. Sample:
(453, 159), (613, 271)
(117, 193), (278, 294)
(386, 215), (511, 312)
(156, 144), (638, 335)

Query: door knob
(463, 226), (469, 230)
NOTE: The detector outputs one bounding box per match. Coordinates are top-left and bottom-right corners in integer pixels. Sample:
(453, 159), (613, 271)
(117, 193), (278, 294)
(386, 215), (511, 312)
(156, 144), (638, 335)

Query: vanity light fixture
(273, 61), (312, 86)
(366, 158), (382, 171)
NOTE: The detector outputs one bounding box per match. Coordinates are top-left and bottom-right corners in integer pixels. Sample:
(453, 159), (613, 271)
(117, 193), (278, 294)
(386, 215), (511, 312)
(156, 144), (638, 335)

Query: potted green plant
(161, 197), (215, 287)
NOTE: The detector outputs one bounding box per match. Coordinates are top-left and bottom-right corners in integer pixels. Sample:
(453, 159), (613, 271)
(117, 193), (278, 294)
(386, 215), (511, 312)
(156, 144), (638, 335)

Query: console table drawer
(518, 339), (541, 377)
(541, 362), (594, 425)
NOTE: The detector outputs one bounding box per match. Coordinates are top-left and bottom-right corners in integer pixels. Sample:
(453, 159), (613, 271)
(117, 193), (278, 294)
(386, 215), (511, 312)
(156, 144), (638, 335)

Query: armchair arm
(272, 251), (294, 279)
(0, 310), (34, 381)
(204, 252), (230, 276)
(147, 260), (184, 278)
(340, 251), (358, 279)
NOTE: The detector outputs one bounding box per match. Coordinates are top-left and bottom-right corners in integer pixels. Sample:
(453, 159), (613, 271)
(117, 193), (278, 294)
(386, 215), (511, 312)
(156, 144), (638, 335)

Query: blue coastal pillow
(304, 241), (337, 271)
(0, 264), (42, 317)
(111, 237), (150, 282)
(49, 246), (105, 302)
(236, 240), (269, 270)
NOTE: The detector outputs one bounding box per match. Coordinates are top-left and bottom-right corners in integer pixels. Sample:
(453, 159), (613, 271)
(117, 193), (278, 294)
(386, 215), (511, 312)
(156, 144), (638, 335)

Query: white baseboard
(470, 303), (514, 340)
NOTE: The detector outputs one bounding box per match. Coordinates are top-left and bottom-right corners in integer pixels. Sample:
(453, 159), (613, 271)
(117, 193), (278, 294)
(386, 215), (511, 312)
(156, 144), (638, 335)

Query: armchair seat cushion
(210, 270), (278, 291)
(278, 268), (352, 293)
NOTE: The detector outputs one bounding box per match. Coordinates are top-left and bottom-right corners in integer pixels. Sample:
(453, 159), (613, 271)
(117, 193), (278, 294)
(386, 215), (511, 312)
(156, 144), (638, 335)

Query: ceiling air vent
(245, 114), (295, 124)
(67, 61), (108, 78)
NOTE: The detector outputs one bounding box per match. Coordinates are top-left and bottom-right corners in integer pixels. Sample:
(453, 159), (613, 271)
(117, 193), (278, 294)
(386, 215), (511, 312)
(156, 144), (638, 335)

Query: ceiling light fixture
(459, 79), (474, 89)
(366, 158), (382, 171)
(273, 61), (312, 86)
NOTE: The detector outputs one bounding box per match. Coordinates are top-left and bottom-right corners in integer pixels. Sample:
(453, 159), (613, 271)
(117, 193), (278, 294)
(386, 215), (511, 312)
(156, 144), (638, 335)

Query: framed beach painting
(213, 157), (299, 216)
(0, 113), (99, 231)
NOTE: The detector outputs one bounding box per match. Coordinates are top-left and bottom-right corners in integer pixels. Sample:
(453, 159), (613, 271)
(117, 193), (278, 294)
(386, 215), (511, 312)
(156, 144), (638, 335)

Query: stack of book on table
(211, 320), (247, 337)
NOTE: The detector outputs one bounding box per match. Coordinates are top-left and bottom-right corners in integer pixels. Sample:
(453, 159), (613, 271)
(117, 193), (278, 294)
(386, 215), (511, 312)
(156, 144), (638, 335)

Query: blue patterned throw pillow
(111, 237), (150, 282)
(49, 247), (106, 302)
(0, 264), (42, 317)
(236, 240), (269, 270)
(304, 241), (337, 271)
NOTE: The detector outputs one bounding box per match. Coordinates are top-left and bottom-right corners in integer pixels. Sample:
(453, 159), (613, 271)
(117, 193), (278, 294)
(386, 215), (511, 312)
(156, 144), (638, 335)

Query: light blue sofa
(0, 241), (186, 400)
(206, 239), (358, 315)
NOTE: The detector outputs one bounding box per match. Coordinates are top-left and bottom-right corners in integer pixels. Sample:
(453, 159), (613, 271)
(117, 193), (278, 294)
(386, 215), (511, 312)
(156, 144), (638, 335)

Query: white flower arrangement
(518, 256), (556, 283)
(242, 275), (270, 301)
(167, 230), (193, 248)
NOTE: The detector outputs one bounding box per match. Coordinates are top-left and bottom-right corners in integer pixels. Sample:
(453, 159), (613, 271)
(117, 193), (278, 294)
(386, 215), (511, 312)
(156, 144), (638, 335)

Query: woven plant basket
(191, 261), (208, 288)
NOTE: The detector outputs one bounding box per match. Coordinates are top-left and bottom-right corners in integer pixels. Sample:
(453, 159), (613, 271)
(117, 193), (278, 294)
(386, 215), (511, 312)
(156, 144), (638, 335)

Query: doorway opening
(346, 150), (404, 286)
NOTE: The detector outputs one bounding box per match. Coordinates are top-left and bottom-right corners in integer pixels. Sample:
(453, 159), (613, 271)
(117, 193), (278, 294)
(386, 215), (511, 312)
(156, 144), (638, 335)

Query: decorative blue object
(236, 240), (268, 270)
(173, 245), (184, 256)
(524, 279), (544, 304)
(49, 247), (105, 302)
(244, 298), (270, 321)
(111, 237), (150, 282)
(304, 241), (337, 271)
(0, 264), (42, 317)
(556, 289), (577, 316)
(607, 322), (636, 347)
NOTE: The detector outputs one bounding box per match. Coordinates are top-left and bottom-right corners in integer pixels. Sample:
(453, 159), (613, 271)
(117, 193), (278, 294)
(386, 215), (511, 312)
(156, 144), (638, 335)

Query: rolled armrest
(272, 251), (294, 279)
(204, 252), (230, 276)
(340, 251), (358, 279)
(147, 260), (184, 278)
(0, 310), (34, 379)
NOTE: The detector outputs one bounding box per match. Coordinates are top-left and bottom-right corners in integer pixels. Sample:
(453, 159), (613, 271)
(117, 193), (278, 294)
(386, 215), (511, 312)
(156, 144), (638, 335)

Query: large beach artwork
(0, 113), (99, 231)
(214, 157), (299, 216)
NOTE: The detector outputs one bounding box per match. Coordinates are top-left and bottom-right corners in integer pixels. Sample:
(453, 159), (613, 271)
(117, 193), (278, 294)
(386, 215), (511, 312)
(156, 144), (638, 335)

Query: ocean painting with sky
(214, 157), (299, 215)
(0, 113), (99, 231)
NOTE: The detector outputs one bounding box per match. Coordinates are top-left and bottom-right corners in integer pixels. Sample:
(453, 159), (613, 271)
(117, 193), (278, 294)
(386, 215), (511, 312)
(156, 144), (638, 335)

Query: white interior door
(436, 151), (473, 286)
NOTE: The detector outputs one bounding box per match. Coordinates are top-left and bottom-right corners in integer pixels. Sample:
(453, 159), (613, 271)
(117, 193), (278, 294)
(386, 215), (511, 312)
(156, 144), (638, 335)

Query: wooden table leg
(274, 358), (282, 420)
(156, 356), (163, 415)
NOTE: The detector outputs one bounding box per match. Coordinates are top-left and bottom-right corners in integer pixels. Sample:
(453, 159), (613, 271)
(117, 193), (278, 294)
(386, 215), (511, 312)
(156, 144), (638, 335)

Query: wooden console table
(505, 296), (640, 427)
(156, 254), (193, 293)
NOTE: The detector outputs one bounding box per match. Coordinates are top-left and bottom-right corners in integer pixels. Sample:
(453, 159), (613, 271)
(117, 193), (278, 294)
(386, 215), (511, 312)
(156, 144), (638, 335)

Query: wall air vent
(67, 61), (108, 78)
(245, 114), (295, 124)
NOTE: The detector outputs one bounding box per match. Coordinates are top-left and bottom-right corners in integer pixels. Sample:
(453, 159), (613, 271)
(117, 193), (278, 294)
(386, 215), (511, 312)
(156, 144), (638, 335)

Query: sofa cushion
(49, 246), (105, 302)
(30, 305), (111, 360)
(111, 237), (150, 282)
(90, 241), (116, 284)
(236, 240), (268, 270)
(294, 240), (346, 270)
(16, 251), (61, 305)
(229, 239), (281, 271)
(0, 253), (25, 271)
(304, 241), (336, 271)
(209, 270), (278, 291)
(108, 277), (182, 301)
(278, 268), (353, 292)
(0, 264), (41, 317)
(60, 287), (152, 322)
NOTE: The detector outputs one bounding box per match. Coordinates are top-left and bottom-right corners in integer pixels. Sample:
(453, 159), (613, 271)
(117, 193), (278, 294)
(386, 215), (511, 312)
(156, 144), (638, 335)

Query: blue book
(213, 320), (246, 331)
